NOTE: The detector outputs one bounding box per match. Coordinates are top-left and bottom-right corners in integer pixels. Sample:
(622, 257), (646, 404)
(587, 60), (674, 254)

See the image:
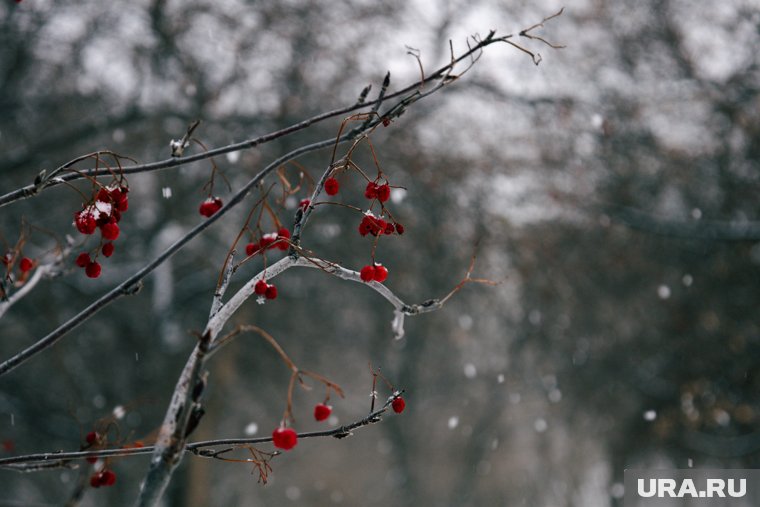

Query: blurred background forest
(1, 0), (759, 505)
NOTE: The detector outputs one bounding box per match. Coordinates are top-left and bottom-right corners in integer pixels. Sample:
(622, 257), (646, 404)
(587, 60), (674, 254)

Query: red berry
(260, 233), (277, 249)
(254, 280), (268, 295)
(392, 396), (406, 413)
(384, 222), (395, 235)
(19, 257), (33, 273)
(102, 242), (115, 258)
(96, 188), (111, 203)
(373, 264), (388, 283)
(276, 228), (290, 251)
(101, 469), (117, 486)
(360, 265), (375, 282)
(272, 427), (298, 450)
(382, 117), (391, 127)
(76, 253), (91, 268)
(324, 177), (340, 196)
(90, 473), (101, 488)
(199, 197), (223, 217)
(86, 456), (98, 464)
(114, 194), (128, 212)
(314, 403), (332, 421)
(377, 184), (391, 202)
(395, 223), (405, 235)
(75, 211), (97, 235)
(299, 198), (311, 209)
(364, 182), (378, 199)
(85, 261), (102, 278)
(265, 284), (278, 300)
(246, 242), (260, 256)
(101, 222), (120, 241)
(85, 431), (99, 445)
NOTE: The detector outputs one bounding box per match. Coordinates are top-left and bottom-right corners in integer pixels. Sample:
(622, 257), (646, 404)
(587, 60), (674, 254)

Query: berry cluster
(364, 180), (391, 202)
(73, 184), (129, 278)
(254, 279), (278, 300)
(90, 469), (117, 488)
(246, 228), (290, 256)
(359, 263), (388, 283)
(199, 196), (223, 217)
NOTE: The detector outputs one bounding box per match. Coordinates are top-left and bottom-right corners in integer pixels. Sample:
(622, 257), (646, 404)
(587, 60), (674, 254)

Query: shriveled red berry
(85, 431), (99, 445)
(314, 403), (332, 421)
(199, 197), (223, 217)
(373, 264), (388, 283)
(76, 253), (91, 268)
(101, 222), (120, 241)
(364, 182), (379, 199)
(392, 396), (406, 413)
(254, 280), (268, 295)
(75, 211), (97, 235)
(265, 284), (278, 300)
(246, 242), (260, 256)
(102, 242), (115, 258)
(324, 177), (340, 196)
(395, 223), (405, 235)
(272, 427), (298, 450)
(85, 261), (102, 279)
(376, 184), (391, 202)
(19, 257), (33, 273)
(360, 265), (375, 282)
(384, 222), (395, 235)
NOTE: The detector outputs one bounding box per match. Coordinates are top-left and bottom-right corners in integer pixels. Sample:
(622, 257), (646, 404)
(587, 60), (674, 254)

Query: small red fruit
(299, 198), (311, 210)
(19, 257), (33, 273)
(314, 403), (332, 421)
(102, 242), (115, 258)
(254, 280), (268, 295)
(246, 242), (260, 256)
(85, 261), (102, 279)
(85, 431), (99, 445)
(384, 222), (395, 235)
(101, 222), (120, 241)
(272, 427), (298, 450)
(76, 253), (91, 268)
(364, 182), (378, 200)
(199, 197), (223, 217)
(101, 469), (117, 486)
(277, 227), (290, 251)
(90, 473), (101, 488)
(265, 284), (278, 300)
(395, 223), (405, 235)
(86, 456), (98, 464)
(324, 177), (340, 196)
(373, 264), (388, 283)
(75, 211), (97, 235)
(392, 396), (406, 413)
(376, 184), (391, 203)
(360, 265), (375, 282)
